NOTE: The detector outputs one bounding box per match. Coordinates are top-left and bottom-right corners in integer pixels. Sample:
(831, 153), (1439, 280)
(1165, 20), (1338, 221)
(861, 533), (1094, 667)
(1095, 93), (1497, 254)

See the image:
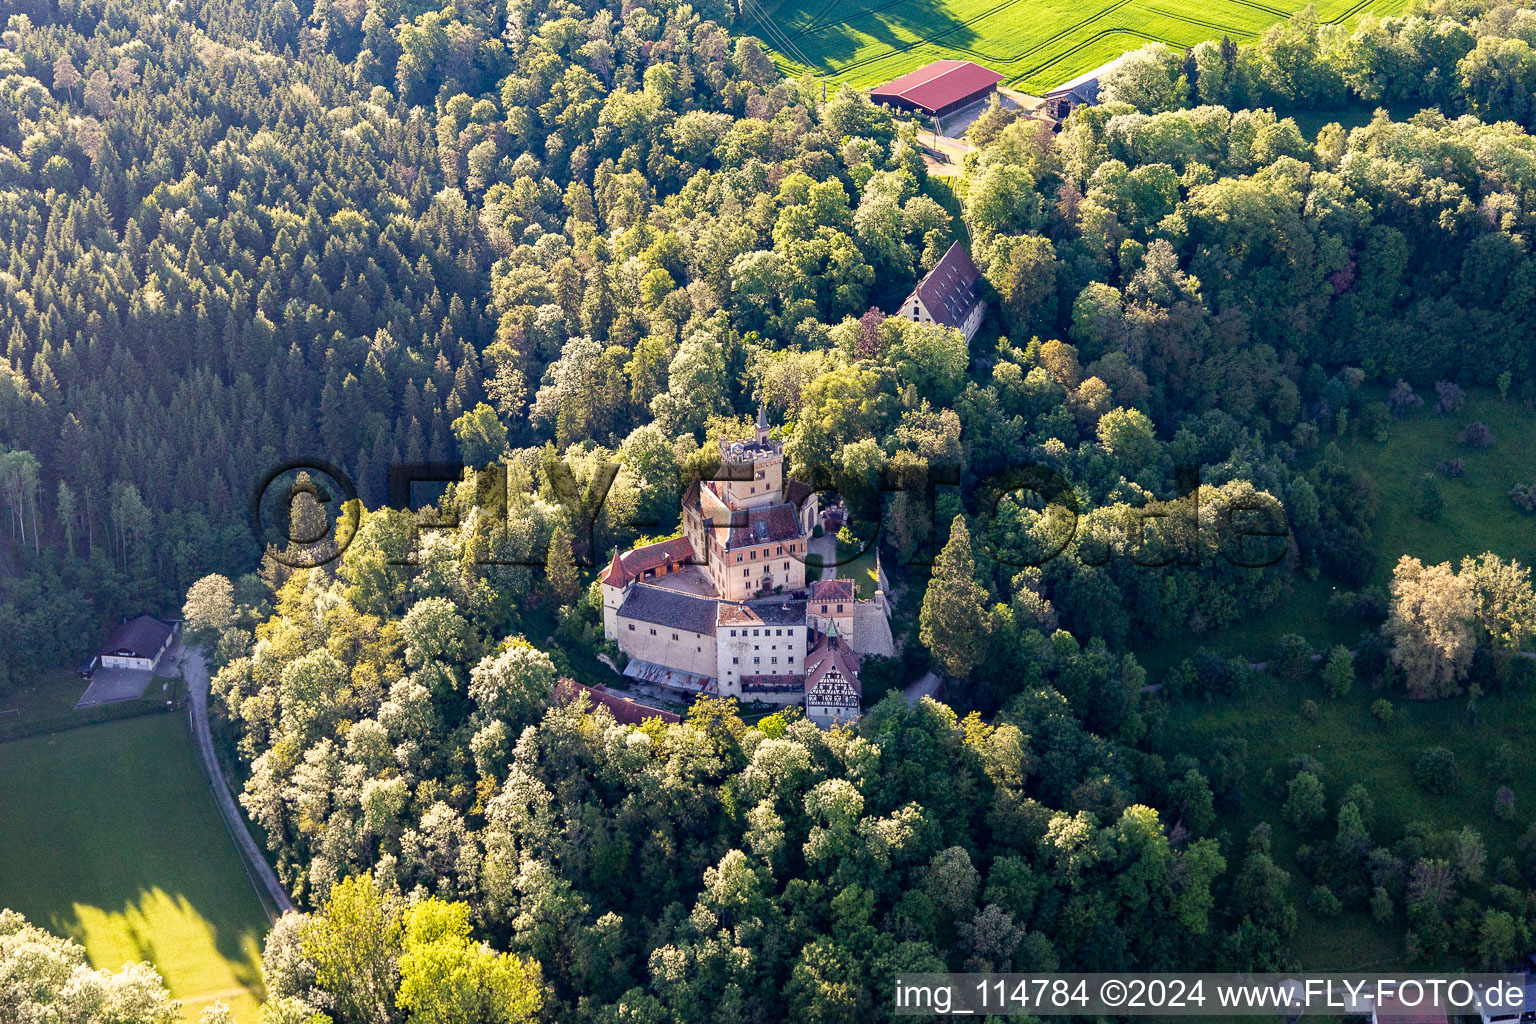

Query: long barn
(870, 60), (1005, 118)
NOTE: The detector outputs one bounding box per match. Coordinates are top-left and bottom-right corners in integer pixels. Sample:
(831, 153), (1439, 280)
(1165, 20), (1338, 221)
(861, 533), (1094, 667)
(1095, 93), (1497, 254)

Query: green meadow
(0, 714), (270, 1023)
(1148, 390), (1536, 966)
(756, 0), (1410, 94)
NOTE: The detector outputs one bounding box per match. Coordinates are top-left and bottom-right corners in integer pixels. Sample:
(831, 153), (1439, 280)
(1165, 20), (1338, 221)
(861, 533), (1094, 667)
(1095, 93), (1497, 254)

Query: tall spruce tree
(920, 515), (990, 679)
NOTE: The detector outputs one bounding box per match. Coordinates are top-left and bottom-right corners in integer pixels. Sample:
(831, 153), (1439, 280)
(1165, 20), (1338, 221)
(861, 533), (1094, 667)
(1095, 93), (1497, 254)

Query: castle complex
(601, 409), (896, 726)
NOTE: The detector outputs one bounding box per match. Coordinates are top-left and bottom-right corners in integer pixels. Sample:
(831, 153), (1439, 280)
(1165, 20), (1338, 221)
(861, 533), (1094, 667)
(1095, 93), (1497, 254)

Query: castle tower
(716, 408), (783, 512)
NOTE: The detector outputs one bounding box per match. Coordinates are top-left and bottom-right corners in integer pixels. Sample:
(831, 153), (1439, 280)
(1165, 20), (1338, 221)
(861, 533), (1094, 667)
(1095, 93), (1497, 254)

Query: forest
(6, 0), (1536, 1019)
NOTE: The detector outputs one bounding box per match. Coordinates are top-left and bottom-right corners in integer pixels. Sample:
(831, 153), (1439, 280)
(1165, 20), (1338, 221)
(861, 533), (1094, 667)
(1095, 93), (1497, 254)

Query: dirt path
(177, 643), (296, 919)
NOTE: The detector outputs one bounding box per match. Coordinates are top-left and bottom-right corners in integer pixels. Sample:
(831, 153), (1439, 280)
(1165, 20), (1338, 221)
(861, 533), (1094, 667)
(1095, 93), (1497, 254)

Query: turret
(755, 401), (770, 445)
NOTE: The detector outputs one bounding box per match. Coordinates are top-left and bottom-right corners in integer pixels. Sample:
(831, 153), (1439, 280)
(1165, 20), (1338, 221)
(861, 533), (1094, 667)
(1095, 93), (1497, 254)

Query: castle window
(649, 628), (656, 635)
(730, 629), (736, 637)
(789, 657), (794, 665)
(628, 624), (635, 630)
(776, 629), (783, 636)
(733, 657), (739, 664)
(671, 633), (678, 641)
(743, 569), (749, 577)
(772, 657), (778, 665)
(783, 561), (789, 570)
(836, 604), (844, 613)
(820, 604), (827, 613)
(750, 550), (756, 559)
(753, 629), (760, 636)
(754, 657), (760, 665)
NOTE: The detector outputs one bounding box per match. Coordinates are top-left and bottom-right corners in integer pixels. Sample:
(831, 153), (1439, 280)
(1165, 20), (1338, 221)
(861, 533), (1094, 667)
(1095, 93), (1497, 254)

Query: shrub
(1370, 886), (1394, 923)
(1300, 699), (1319, 721)
(1371, 698), (1394, 723)
(1284, 770), (1327, 828)
(1271, 633), (1311, 680)
(1322, 645), (1354, 698)
(1388, 379), (1423, 415)
(1307, 885), (1344, 916)
(1435, 458), (1465, 477)
(1458, 422), (1495, 447)
(1414, 747), (1458, 794)
(1434, 380), (1465, 413)
(1510, 483), (1536, 512)
(1415, 473), (1444, 520)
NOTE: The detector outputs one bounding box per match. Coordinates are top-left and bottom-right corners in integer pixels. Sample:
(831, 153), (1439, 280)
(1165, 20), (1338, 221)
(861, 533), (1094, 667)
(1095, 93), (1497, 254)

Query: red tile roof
(810, 579), (855, 602)
(602, 536), (696, 587)
(871, 60), (1004, 115)
(725, 503), (801, 548)
(556, 679), (681, 725)
(911, 242), (982, 331)
(804, 632), (862, 713)
(805, 632), (861, 695)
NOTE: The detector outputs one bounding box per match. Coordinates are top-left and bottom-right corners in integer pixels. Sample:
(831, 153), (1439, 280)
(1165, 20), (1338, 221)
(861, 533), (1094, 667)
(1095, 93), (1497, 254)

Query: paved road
(177, 644), (296, 919)
(809, 530), (838, 580)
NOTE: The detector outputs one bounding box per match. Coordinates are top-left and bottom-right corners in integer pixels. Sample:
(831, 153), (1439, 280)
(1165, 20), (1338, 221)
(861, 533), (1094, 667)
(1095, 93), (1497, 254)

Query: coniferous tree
(920, 516), (990, 679)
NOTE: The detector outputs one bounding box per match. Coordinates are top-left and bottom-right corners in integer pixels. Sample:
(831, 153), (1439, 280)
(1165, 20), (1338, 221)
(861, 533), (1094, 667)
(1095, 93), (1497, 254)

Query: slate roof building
(1043, 54), (1130, 120)
(98, 615), (175, 672)
(871, 60), (1005, 119)
(900, 241), (986, 341)
(600, 409), (894, 721)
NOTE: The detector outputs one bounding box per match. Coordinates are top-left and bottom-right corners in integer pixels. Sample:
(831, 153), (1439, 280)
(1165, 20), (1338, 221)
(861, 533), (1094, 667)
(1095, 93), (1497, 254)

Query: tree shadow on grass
(64, 887), (266, 1004)
(768, 0), (988, 74)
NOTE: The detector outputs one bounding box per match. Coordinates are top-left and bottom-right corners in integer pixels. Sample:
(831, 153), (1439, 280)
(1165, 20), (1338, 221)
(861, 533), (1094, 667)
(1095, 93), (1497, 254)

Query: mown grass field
(0, 715), (270, 1023)
(756, 0), (1410, 94)
(1149, 390), (1536, 967)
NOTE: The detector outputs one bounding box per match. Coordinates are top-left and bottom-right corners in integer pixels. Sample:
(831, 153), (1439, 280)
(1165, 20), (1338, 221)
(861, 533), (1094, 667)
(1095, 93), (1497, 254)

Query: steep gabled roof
(785, 479), (814, 511)
(910, 242), (982, 331)
(809, 578), (855, 603)
(602, 536), (696, 587)
(805, 631), (862, 697)
(1045, 53), (1131, 100)
(723, 503), (800, 548)
(100, 615), (173, 660)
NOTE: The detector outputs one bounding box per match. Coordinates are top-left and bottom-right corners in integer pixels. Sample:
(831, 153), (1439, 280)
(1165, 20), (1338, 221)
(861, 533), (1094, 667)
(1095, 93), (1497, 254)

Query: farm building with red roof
(870, 60), (1005, 118)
